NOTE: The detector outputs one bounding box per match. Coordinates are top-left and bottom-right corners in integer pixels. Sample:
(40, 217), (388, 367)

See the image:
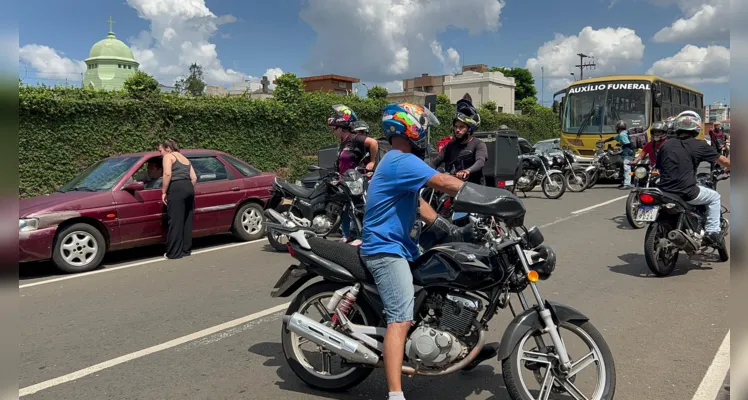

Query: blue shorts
(361, 253), (414, 324)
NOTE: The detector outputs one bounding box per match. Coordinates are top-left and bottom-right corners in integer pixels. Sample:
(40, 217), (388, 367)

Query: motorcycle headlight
(634, 167), (648, 179)
(19, 218), (39, 232)
(344, 178), (364, 195)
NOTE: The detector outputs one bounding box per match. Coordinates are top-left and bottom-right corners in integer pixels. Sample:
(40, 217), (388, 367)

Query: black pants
(166, 179), (195, 259)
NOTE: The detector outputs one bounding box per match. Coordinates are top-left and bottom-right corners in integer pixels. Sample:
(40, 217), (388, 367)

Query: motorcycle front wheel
(625, 191), (646, 229)
(502, 319), (617, 400)
(644, 221), (680, 276)
(541, 173), (566, 199)
(281, 282), (376, 391)
(587, 170), (599, 188)
(564, 168), (589, 192)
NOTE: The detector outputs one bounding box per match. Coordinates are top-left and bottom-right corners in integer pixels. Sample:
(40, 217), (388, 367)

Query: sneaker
(619, 185), (634, 190)
(339, 237), (350, 243)
(349, 239), (362, 246)
(706, 232), (725, 249)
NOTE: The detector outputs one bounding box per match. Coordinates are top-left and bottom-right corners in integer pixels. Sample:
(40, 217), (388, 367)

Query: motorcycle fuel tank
(412, 242), (499, 290)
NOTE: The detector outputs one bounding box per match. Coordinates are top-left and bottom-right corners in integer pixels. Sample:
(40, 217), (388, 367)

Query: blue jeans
(623, 156), (633, 185)
(361, 253), (414, 324)
(687, 186), (721, 233)
(340, 212), (351, 238)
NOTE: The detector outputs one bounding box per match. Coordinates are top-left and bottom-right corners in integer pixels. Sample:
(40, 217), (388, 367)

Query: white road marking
(571, 195), (629, 214)
(691, 331), (730, 400)
(18, 302), (291, 397)
(19, 238), (269, 289)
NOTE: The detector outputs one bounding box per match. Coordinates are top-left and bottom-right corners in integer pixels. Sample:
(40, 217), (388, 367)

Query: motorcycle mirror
(307, 165), (323, 172)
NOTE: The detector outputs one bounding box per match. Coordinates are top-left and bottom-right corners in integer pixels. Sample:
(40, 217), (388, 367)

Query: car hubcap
(60, 231), (98, 267)
(242, 208), (263, 235)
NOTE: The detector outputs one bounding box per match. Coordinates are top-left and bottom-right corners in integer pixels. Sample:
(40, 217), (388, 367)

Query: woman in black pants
(159, 139), (198, 259)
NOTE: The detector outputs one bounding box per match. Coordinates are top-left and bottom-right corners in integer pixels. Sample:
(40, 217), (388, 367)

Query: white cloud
(262, 68), (284, 89)
(19, 44), (86, 82)
(647, 44), (730, 84)
(125, 0), (280, 87)
(380, 80), (404, 93)
(430, 41), (461, 74)
(299, 0), (505, 83)
(525, 26), (645, 92)
(652, 0), (729, 42)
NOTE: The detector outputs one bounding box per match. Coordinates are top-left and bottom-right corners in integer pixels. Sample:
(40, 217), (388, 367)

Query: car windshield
(533, 141), (561, 155)
(563, 81), (651, 134)
(59, 156), (141, 192)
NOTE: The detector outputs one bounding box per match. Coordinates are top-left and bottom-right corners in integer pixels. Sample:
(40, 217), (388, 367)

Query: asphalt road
(19, 179), (731, 400)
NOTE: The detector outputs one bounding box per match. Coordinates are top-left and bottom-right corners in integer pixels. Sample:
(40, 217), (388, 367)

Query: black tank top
(171, 157), (191, 181)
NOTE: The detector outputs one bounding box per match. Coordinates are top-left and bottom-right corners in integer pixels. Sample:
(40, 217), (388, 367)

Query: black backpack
(628, 127), (648, 150)
(372, 137), (392, 170)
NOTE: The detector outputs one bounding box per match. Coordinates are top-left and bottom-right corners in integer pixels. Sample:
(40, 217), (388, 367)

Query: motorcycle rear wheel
(281, 282), (376, 391)
(644, 221), (679, 276)
(625, 192), (646, 229)
(586, 170), (599, 188)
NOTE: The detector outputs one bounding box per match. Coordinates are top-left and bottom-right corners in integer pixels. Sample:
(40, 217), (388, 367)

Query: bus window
(682, 90), (689, 106)
(675, 89), (682, 104)
(663, 85), (671, 102)
(663, 103), (672, 119)
(654, 107), (661, 122)
(690, 93), (696, 107)
(603, 85), (649, 131)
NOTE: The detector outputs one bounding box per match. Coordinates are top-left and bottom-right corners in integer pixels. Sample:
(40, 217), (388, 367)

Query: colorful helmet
(651, 121), (667, 141)
(351, 120), (369, 134)
(453, 99), (481, 133)
(673, 113), (702, 136)
(327, 104), (358, 129)
(381, 102), (440, 156)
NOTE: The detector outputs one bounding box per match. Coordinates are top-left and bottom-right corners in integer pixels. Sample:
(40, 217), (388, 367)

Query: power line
(575, 53), (596, 80)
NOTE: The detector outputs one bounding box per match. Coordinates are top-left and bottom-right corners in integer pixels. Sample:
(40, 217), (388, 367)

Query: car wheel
(232, 202), (265, 241)
(51, 223), (106, 274)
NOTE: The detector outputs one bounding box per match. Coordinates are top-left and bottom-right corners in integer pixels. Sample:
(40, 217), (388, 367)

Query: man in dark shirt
(429, 99), (488, 185)
(656, 114), (730, 248)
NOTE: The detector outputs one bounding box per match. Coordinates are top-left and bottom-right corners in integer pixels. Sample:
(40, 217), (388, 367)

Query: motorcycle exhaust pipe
(283, 313), (380, 365)
(667, 230), (698, 253)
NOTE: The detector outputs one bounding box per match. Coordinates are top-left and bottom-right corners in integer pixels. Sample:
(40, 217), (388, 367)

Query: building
(83, 18), (139, 91)
(443, 70), (516, 113)
(386, 90), (432, 105)
(403, 73), (447, 94)
(705, 102), (730, 123)
(206, 76), (274, 99)
(297, 74), (360, 95)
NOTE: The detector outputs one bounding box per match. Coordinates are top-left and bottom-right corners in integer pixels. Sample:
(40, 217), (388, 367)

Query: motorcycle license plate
(635, 206), (659, 222)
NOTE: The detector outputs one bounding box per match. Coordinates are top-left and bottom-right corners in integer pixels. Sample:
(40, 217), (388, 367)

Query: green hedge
(19, 86), (560, 198)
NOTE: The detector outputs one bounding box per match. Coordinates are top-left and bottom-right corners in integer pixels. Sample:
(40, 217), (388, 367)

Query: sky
(18, 0), (730, 106)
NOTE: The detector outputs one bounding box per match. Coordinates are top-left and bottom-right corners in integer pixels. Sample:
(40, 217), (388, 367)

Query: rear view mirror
(552, 100), (559, 113)
(124, 181), (145, 192)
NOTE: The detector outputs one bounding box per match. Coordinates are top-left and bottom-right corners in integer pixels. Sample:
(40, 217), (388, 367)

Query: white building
(705, 102), (730, 123)
(442, 70), (516, 114)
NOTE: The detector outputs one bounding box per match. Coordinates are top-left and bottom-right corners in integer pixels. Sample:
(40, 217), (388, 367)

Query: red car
(19, 150), (276, 273)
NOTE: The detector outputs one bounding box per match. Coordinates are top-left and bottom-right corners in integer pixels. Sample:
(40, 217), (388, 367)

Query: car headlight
(19, 218), (39, 232)
(344, 178), (364, 196)
(634, 167), (648, 179)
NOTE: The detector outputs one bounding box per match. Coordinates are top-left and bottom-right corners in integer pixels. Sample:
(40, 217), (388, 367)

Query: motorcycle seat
(658, 190), (695, 211)
(307, 237), (374, 283)
(279, 181), (315, 198)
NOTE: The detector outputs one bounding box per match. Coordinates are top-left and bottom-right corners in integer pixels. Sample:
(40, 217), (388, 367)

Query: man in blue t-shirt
(360, 103), (475, 400)
(602, 120), (635, 189)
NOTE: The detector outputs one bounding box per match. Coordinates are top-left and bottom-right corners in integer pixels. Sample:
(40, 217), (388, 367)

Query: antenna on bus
(575, 53), (596, 80)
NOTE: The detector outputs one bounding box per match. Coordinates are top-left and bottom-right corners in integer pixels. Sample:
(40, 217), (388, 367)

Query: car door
(113, 160), (166, 246)
(188, 155), (246, 234)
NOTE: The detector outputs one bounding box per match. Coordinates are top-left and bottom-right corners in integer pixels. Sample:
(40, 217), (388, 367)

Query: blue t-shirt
(360, 150), (439, 261)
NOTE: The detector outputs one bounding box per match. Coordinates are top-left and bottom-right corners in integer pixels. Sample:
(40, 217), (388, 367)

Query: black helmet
(651, 121), (667, 141)
(453, 99), (481, 134)
(351, 120), (369, 134)
(615, 120), (627, 132)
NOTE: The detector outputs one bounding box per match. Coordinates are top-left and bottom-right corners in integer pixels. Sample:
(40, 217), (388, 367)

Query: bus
(552, 75), (705, 156)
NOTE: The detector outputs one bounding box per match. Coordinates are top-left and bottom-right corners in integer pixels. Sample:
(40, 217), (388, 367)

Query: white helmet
(677, 110), (702, 123)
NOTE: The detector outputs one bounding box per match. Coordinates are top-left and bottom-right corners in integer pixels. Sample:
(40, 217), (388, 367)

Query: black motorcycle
(421, 150), (472, 217)
(266, 183), (616, 399)
(585, 142), (624, 188)
(516, 152), (566, 199)
(265, 166), (367, 251)
(636, 169), (730, 276)
(547, 147), (589, 193)
(624, 158), (660, 229)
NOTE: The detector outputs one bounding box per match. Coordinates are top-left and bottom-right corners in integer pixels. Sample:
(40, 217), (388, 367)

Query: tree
(174, 63), (206, 96)
(480, 101), (498, 112)
(518, 97), (539, 114)
(123, 71), (160, 99)
(436, 93), (451, 105)
(488, 67), (537, 102)
(367, 85), (388, 100)
(273, 72), (305, 104)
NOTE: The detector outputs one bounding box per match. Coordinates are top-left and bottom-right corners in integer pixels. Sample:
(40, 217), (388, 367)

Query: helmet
(673, 113), (702, 136)
(677, 110), (701, 120)
(453, 99), (481, 134)
(351, 120), (370, 134)
(615, 120), (627, 132)
(327, 104), (358, 129)
(651, 121), (667, 141)
(381, 102), (440, 157)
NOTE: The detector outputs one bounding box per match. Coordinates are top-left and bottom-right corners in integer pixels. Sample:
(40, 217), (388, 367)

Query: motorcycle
(585, 142), (624, 189)
(421, 149), (473, 218)
(624, 158), (660, 229)
(265, 166), (368, 251)
(516, 151), (567, 199)
(266, 183), (617, 399)
(636, 169), (730, 276)
(548, 147), (589, 193)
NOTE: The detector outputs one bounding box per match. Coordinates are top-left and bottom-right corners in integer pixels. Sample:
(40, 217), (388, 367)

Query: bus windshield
(563, 81), (651, 135)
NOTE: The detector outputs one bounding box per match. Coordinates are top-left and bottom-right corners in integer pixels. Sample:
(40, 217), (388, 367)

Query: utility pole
(541, 66), (544, 106)
(575, 53), (596, 80)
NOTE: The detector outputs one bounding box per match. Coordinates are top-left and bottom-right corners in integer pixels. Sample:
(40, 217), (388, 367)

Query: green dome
(86, 32), (137, 63)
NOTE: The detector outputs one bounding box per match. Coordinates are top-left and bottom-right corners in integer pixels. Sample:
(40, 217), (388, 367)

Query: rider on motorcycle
(655, 113), (730, 249)
(428, 99), (488, 185)
(709, 121), (728, 156)
(601, 120), (635, 189)
(629, 121), (668, 168)
(328, 105), (379, 243)
(360, 102), (476, 400)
